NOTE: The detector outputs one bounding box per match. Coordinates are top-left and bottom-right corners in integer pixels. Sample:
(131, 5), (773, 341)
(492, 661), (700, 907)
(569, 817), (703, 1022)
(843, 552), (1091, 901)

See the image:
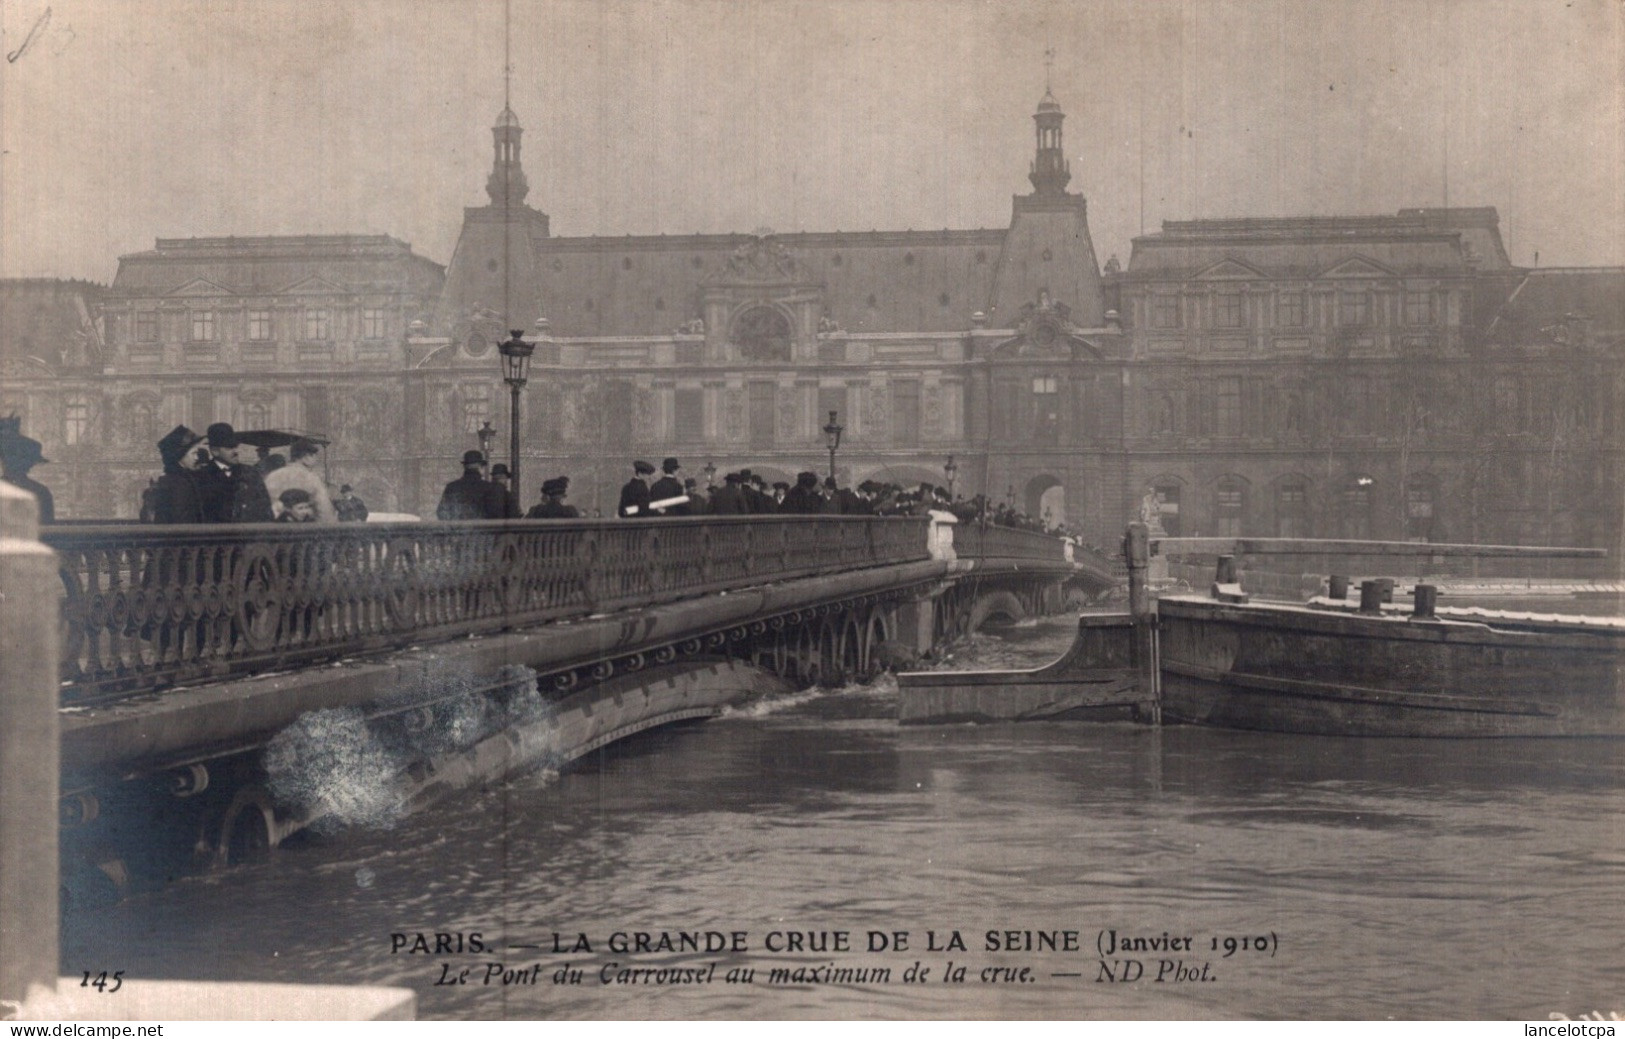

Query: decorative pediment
(1192, 257), (1267, 281)
(703, 233), (811, 286)
(993, 291), (1102, 360)
(278, 275), (347, 296)
(168, 277), (233, 298)
(1317, 255), (1399, 280)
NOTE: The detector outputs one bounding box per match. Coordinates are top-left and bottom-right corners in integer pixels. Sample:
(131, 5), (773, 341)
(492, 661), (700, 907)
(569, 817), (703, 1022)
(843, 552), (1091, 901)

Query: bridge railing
(44, 516), (931, 704)
(953, 521), (1116, 578)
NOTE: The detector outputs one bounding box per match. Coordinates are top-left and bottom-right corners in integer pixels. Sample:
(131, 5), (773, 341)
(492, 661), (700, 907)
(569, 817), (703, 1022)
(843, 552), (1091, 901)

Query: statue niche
(730, 306), (793, 363)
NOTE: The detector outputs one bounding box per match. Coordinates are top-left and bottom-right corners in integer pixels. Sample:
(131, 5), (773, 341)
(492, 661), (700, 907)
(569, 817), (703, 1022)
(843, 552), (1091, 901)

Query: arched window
(1151, 479), (1183, 537)
(730, 306), (792, 363)
(1405, 475), (1440, 541)
(1214, 476), (1248, 537)
(1275, 478), (1310, 538)
(1341, 475), (1376, 539)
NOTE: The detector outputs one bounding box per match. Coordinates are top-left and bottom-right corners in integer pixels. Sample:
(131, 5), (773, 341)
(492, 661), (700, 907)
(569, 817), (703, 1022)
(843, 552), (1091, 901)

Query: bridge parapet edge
(46, 516), (946, 704)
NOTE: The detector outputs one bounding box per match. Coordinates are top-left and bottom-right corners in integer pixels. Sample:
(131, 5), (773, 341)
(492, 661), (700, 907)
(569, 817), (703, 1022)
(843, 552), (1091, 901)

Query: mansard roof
(1125, 208), (1512, 280)
(108, 234), (445, 300)
(528, 228), (1008, 337)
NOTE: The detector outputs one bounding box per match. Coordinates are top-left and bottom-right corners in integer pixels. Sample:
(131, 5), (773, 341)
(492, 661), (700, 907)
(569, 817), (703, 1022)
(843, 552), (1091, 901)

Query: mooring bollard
(0, 481), (60, 1011)
(1328, 574), (1350, 600)
(1413, 583), (1438, 619)
(1359, 579), (1385, 614)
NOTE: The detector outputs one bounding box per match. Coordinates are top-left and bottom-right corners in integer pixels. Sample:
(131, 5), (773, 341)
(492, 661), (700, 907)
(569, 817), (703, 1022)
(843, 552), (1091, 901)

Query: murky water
(62, 617), (1625, 1020)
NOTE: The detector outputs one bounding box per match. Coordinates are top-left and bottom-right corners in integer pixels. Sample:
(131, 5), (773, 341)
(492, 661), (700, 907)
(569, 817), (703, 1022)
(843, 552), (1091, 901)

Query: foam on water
(264, 660), (544, 832)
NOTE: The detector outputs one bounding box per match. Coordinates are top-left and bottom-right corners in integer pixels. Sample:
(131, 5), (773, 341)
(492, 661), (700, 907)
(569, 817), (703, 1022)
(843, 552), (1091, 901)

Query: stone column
(0, 480), (59, 1008)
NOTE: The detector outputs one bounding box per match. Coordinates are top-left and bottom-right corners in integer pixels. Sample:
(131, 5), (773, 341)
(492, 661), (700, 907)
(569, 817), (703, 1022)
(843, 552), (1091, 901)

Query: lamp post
(498, 327), (536, 503)
(822, 410), (844, 484)
(476, 420), (496, 468)
(944, 454), (958, 500)
(703, 461), (717, 489)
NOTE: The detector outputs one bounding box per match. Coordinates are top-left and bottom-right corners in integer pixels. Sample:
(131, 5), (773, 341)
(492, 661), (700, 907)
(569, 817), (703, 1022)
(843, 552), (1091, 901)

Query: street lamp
(944, 454), (958, 499)
(822, 410), (844, 484)
(702, 461), (717, 488)
(476, 420), (496, 467)
(498, 327), (536, 503)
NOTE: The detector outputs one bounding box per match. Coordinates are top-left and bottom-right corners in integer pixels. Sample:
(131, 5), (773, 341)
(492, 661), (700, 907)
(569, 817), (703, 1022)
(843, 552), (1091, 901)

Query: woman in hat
(527, 476), (579, 519)
(150, 425), (208, 524)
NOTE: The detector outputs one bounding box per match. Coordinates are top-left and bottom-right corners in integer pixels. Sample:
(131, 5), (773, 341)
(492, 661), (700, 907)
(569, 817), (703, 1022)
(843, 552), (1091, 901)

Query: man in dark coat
(618, 459), (655, 518)
(781, 471), (826, 514)
(150, 425), (208, 524)
(649, 457), (690, 515)
(526, 476), (580, 518)
(438, 450), (496, 520)
(740, 470), (774, 514)
(488, 463), (522, 519)
(205, 423), (273, 523)
(334, 484), (369, 522)
(708, 471), (748, 515)
(0, 423), (54, 524)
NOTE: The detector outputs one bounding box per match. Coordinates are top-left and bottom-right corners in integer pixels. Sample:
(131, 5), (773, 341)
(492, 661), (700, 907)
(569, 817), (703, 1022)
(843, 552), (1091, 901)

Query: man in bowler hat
(438, 450), (498, 520)
(618, 460), (655, 517)
(649, 457), (690, 515)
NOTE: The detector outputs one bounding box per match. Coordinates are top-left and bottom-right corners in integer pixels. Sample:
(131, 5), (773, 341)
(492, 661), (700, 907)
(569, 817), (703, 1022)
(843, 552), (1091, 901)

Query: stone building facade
(2, 87), (1619, 559)
(28, 235), (445, 517)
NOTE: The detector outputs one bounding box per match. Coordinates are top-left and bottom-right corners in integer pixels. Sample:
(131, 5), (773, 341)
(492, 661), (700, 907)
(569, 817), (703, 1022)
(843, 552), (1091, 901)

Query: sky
(2, 0), (1621, 283)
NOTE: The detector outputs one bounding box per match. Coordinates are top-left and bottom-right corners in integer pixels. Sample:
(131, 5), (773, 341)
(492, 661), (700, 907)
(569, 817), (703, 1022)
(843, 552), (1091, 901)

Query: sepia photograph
(1, 0), (1622, 1022)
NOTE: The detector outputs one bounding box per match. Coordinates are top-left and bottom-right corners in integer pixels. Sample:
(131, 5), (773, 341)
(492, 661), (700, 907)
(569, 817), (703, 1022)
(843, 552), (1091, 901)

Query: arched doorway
(1024, 474), (1064, 528)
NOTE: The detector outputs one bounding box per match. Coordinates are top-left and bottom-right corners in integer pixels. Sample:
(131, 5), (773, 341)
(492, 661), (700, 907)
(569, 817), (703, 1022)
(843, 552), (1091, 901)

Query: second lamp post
(498, 326), (538, 503)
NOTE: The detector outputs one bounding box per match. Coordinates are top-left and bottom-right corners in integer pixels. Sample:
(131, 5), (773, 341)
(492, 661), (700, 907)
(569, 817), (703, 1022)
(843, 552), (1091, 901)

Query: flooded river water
(62, 617), (1625, 1020)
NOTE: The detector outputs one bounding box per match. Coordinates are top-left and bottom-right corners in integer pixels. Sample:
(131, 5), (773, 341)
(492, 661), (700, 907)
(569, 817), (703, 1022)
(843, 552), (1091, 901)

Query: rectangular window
(1276, 483), (1308, 538)
(303, 309), (331, 341)
(1215, 486), (1244, 538)
(1151, 295), (1182, 329)
(304, 386), (331, 434)
(190, 388), (213, 429)
(136, 311), (159, 342)
(1030, 376), (1059, 442)
(1338, 291), (1370, 326)
(362, 308), (386, 340)
(247, 310), (272, 341)
(1213, 292), (1245, 328)
(1277, 292), (1306, 327)
(1404, 291), (1434, 326)
(748, 382), (775, 446)
(817, 387), (848, 434)
(1216, 377), (1242, 436)
(190, 310), (215, 341)
(674, 388), (704, 440)
(892, 380), (920, 446)
(62, 395), (90, 445)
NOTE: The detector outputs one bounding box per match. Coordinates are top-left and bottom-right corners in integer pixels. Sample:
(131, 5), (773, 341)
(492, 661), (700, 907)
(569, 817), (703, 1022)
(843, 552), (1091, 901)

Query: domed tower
(988, 84), (1105, 327)
(1029, 88), (1071, 196)
(486, 105), (530, 207)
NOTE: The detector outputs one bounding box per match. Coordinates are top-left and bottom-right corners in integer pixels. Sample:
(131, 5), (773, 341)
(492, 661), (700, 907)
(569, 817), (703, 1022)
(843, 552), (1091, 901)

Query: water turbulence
(264, 661), (546, 833)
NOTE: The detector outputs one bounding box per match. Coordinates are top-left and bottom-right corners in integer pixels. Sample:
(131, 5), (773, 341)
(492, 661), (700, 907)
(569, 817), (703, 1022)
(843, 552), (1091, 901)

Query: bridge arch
(969, 589), (1029, 631)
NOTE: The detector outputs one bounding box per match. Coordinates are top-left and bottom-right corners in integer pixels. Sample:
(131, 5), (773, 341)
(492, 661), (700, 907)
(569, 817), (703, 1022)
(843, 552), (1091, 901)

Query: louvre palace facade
(2, 88), (1620, 557)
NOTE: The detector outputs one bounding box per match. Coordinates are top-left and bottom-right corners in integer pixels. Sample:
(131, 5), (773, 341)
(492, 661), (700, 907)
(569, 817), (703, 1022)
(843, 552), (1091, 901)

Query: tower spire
(1028, 74), (1071, 196)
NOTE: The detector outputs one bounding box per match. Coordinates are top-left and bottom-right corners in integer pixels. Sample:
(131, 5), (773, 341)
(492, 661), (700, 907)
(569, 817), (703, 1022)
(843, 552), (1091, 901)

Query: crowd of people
(140, 423), (368, 525)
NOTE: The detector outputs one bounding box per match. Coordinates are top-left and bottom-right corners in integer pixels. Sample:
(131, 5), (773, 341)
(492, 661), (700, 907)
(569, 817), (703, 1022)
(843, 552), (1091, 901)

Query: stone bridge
(28, 513), (1115, 897)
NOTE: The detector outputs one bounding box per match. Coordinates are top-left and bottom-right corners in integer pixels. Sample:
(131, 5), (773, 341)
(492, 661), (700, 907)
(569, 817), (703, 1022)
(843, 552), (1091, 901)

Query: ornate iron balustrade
(45, 516), (931, 704)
